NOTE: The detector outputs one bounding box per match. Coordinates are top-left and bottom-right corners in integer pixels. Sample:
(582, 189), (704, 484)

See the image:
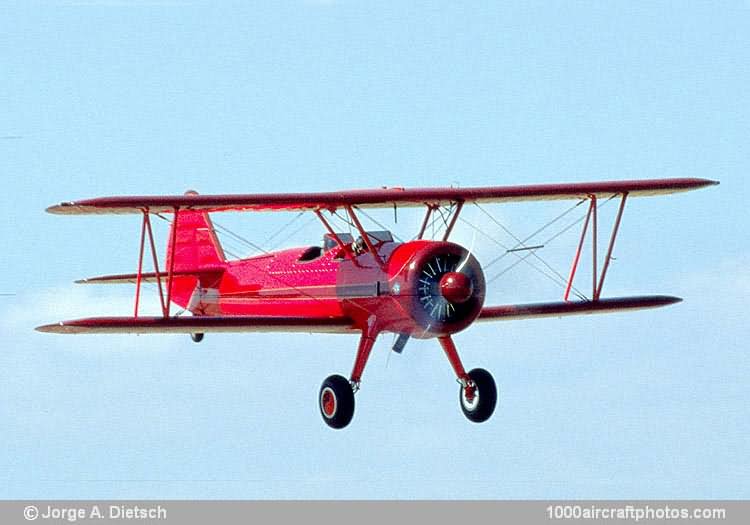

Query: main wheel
(459, 368), (497, 423)
(319, 374), (355, 429)
(191, 333), (204, 343)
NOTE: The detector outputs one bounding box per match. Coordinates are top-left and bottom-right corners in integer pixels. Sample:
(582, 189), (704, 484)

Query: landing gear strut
(318, 329), (376, 429)
(439, 336), (497, 423)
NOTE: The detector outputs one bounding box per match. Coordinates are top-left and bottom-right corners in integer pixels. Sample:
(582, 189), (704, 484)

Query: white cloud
(672, 254), (750, 300)
(1, 284), (181, 353)
(2, 285), (163, 330)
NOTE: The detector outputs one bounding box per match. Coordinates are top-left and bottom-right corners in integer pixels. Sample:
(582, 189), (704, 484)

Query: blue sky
(0, 1), (747, 499)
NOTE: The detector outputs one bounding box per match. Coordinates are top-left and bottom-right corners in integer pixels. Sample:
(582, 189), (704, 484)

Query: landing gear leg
(438, 335), (497, 423)
(349, 329), (376, 393)
(319, 329), (377, 429)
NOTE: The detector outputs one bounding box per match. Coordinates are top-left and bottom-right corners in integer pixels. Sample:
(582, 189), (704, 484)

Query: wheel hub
(462, 383), (478, 408)
(321, 388), (337, 418)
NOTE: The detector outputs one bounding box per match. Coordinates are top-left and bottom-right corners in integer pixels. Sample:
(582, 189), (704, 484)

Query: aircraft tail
(165, 199), (226, 272)
(77, 198), (227, 315)
(164, 195), (227, 314)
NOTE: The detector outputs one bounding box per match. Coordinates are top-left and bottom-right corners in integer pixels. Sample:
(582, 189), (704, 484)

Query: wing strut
(345, 204), (385, 267)
(314, 209), (347, 251)
(417, 205), (434, 240)
(416, 201), (463, 241)
(564, 192), (628, 302)
(133, 211), (147, 317)
(441, 201), (464, 241)
(134, 208), (180, 318)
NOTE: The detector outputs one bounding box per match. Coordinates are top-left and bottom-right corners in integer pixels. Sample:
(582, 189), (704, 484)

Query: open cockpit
(298, 231), (394, 262)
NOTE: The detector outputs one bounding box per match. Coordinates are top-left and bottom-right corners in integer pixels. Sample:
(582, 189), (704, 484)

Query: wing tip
(46, 202), (76, 214)
(35, 322), (66, 333)
(658, 295), (683, 306)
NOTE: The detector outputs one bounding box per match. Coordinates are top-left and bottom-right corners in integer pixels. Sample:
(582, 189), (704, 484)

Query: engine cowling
(388, 241), (485, 337)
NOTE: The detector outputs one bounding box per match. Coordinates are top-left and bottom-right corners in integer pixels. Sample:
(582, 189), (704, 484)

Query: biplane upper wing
(36, 315), (357, 334)
(478, 295), (681, 322)
(46, 178), (718, 215)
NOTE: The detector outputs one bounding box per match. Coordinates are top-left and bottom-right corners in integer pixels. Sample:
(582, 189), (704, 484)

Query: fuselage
(169, 235), (486, 338)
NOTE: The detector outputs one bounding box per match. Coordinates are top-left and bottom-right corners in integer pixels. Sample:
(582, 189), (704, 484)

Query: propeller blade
(455, 228), (477, 273)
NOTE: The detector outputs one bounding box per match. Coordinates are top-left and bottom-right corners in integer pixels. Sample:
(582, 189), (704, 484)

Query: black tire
(191, 333), (204, 343)
(459, 368), (497, 423)
(319, 374), (355, 429)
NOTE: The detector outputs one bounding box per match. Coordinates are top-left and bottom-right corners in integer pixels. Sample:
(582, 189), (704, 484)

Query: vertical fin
(164, 191), (226, 314)
(165, 191), (226, 272)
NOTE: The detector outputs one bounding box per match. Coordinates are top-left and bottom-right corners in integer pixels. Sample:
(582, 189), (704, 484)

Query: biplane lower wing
(36, 315), (356, 335)
(478, 295), (681, 322)
(37, 296), (678, 334)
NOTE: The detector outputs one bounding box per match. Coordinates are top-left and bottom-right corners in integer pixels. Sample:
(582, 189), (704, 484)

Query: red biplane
(38, 178), (717, 428)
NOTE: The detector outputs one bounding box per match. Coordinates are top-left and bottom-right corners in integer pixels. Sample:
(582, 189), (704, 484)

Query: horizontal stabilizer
(478, 295), (682, 322)
(36, 315), (355, 335)
(76, 267), (225, 285)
